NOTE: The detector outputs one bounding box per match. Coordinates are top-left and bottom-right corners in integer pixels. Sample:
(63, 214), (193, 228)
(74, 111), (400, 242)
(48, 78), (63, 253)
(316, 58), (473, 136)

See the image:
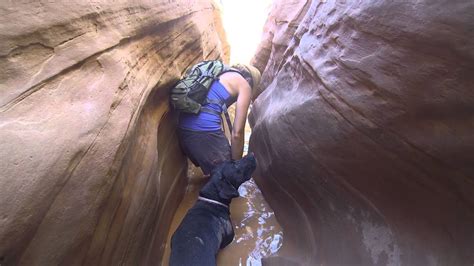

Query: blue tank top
(179, 80), (236, 131)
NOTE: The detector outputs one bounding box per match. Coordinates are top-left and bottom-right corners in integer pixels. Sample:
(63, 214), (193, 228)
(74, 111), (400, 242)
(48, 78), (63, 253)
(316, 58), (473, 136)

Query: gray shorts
(178, 129), (231, 175)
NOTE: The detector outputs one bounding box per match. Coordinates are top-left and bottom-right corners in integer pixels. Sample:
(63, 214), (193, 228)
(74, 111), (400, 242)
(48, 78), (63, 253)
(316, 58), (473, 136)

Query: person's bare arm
(231, 82), (252, 160)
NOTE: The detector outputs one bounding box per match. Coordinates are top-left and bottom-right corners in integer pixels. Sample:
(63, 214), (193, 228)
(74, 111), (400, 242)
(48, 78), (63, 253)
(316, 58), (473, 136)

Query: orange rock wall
(0, 1), (228, 265)
(250, 0), (474, 265)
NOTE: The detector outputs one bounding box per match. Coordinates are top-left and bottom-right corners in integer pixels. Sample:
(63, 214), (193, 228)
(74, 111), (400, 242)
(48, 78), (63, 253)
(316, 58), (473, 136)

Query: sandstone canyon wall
(250, 0), (474, 265)
(0, 1), (228, 265)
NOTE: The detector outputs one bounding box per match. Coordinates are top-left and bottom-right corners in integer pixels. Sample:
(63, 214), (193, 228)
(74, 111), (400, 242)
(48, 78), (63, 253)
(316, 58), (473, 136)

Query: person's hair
(232, 65), (254, 89)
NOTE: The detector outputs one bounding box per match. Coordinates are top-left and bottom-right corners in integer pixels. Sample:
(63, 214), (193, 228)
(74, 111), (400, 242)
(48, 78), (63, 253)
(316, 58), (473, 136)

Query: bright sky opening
(219, 0), (272, 64)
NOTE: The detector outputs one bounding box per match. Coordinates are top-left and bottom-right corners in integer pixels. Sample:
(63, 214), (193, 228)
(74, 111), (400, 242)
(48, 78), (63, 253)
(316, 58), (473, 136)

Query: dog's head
(201, 153), (257, 202)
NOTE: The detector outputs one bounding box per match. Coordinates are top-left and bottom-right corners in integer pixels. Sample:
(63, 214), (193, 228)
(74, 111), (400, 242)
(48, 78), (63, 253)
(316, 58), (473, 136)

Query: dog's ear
(217, 179), (239, 200)
(215, 162), (240, 200)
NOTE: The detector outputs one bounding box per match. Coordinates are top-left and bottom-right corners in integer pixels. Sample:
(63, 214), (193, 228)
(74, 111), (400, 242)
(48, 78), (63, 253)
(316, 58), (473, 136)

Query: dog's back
(170, 202), (233, 265)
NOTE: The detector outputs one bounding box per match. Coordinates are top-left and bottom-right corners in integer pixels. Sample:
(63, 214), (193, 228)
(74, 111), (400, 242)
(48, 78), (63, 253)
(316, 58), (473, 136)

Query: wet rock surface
(0, 1), (228, 265)
(250, 0), (474, 265)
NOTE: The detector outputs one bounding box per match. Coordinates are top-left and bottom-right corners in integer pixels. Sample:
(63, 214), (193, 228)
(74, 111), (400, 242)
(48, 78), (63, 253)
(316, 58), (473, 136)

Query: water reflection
(216, 179), (283, 265)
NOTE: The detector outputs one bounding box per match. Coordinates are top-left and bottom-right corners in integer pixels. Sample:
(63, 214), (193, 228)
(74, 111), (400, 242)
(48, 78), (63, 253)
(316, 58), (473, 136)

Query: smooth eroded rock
(250, 0), (474, 265)
(0, 0), (228, 264)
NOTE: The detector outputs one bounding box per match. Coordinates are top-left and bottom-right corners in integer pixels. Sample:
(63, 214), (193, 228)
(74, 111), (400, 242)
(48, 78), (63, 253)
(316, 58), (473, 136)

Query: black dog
(170, 153), (257, 266)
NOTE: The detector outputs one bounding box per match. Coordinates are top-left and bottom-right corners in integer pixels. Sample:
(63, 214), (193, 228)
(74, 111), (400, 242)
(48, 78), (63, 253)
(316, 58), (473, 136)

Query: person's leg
(178, 129), (231, 175)
(178, 129), (201, 167)
(199, 130), (231, 175)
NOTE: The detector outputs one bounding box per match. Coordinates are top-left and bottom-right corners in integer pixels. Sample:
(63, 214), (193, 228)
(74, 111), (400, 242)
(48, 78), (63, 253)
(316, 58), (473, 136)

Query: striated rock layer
(0, 0), (228, 265)
(250, 0), (474, 265)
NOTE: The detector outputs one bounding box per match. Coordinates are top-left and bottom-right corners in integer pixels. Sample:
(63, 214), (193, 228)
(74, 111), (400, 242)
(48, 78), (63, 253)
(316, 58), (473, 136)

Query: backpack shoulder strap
(218, 67), (242, 77)
(222, 104), (233, 133)
(201, 99), (233, 133)
(198, 65), (236, 133)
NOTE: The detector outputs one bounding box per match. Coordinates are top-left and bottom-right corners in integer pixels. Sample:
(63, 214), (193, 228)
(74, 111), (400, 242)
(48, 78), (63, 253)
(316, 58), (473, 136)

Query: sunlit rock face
(0, 1), (228, 265)
(250, 0), (474, 265)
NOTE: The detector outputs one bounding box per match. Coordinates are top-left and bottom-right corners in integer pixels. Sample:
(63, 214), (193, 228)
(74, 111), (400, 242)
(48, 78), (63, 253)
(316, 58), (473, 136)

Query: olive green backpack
(170, 60), (237, 132)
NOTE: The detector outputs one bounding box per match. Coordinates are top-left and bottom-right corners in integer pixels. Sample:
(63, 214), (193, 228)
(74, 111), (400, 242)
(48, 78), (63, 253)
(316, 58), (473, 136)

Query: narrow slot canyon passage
(162, 2), (284, 264)
(0, 0), (473, 266)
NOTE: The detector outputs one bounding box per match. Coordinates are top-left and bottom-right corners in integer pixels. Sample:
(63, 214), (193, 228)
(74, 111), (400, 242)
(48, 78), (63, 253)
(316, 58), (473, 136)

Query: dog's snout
(236, 153), (257, 175)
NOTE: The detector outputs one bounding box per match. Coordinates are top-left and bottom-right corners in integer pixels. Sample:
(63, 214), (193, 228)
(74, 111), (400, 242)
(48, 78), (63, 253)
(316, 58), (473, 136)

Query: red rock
(250, 0), (474, 265)
(0, 1), (228, 264)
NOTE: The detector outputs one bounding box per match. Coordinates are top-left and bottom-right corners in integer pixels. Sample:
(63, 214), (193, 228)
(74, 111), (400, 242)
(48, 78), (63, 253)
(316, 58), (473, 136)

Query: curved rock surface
(0, 1), (228, 265)
(250, 0), (474, 265)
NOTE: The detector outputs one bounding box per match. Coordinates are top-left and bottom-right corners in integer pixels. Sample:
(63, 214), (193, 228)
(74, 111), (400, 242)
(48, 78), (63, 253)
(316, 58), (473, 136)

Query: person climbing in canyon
(171, 60), (261, 176)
